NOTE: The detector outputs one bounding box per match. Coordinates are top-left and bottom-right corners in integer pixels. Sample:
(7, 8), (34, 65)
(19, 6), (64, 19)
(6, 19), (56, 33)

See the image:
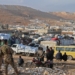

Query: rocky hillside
(0, 5), (63, 25)
(50, 12), (75, 20)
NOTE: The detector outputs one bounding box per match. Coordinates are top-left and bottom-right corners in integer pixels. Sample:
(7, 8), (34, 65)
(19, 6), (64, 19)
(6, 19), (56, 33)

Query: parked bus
(53, 46), (75, 60)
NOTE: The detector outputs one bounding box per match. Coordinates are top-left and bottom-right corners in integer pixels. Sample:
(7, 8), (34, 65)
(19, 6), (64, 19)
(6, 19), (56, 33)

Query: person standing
(46, 47), (54, 68)
(49, 47), (54, 61)
(48, 47), (54, 68)
(46, 46), (50, 61)
(46, 46), (50, 51)
(0, 48), (3, 73)
(0, 40), (19, 75)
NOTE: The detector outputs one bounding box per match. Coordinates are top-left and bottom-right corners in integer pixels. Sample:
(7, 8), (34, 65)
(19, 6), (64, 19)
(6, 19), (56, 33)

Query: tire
(25, 53), (30, 56)
(22, 53), (26, 56)
(67, 55), (73, 60)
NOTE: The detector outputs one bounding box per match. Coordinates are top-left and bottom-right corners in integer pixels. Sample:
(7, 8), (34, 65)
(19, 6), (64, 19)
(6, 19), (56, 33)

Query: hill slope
(0, 5), (63, 25)
(50, 12), (75, 20)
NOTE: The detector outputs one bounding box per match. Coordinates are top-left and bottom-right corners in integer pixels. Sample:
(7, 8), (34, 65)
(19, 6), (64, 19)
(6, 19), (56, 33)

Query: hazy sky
(0, 0), (75, 12)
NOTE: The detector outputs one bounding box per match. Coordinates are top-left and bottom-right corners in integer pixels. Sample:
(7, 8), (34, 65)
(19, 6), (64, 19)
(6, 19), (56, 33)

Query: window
(29, 43), (35, 46)
(71, 48), (75, 51)
(32, 44), (39, 47)
(56, 47), (64, 51)
(12, 45), (16, 47)
(65, 47), (75, 52)
(65, 48), (70, 51)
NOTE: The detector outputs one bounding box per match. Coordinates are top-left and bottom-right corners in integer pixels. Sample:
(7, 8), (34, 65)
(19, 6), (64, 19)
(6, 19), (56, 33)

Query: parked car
(11, 44), (38, 56)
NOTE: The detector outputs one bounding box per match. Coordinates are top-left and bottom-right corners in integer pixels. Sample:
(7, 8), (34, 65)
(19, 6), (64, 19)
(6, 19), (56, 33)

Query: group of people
(0, 40), (24, 75)
(46, 46), (54, 61)
(35, 46), (54, 68)
(0, 39), (68, 75)
(46, 46), (68, 62)
(55, 50), (67, 61)
(37, 46), (54, 62)
(36, 46), (68, 68)
(45, 46), (54, 68)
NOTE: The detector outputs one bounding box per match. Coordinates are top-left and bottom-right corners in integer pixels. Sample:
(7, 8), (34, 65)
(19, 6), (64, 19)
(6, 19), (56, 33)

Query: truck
(37, 41), (57, 56)
(40, 41), (57, 52)
(11, 44), (38, 56)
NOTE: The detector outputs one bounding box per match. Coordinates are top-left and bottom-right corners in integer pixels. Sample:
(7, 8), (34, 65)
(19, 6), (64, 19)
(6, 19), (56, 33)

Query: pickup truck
(11, 44), (38, 56)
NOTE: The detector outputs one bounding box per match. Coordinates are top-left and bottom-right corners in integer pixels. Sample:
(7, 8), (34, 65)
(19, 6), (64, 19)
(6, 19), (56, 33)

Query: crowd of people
(0, 39), (68, 75)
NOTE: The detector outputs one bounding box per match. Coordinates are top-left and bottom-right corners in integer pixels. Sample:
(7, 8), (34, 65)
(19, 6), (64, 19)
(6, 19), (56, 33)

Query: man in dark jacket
(18, 56), (24, 67)
(62, 52), (67, 61)
(56, 50), (62, 61)
(46, 47), (54, 68)
(49, 47), (54, 61)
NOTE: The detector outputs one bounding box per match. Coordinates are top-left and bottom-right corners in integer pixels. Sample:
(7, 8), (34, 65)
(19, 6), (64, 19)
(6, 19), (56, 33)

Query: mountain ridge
(0, 5), (64, 25)
(0, 5), (74, 25)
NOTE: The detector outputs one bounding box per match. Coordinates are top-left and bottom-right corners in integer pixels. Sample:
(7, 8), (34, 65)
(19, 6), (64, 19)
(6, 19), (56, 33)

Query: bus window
(65, 48), (71, 51)
(56, 47), (64, 51)
(65, 48), (75, 51)
(71, 48), (75, 51)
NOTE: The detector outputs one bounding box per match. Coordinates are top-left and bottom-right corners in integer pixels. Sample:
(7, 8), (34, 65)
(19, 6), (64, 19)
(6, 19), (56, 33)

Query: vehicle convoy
(11, 44), (38, 56)
(11, 43), (75, 60)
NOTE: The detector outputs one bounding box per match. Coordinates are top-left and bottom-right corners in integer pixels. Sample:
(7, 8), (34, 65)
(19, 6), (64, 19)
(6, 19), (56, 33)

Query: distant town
(0, 19), (75, 36)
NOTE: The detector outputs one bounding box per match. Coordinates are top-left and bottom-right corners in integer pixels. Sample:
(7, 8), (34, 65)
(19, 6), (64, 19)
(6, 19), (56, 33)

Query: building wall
(37, 29), (48, 35)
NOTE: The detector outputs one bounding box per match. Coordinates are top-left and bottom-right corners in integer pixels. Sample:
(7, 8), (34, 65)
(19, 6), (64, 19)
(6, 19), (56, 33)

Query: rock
(1, 64), (75, 75)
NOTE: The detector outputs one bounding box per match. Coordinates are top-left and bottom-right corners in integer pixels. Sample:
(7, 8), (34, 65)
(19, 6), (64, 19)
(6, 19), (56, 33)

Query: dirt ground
(13, 55), (75, 75)
(1, 55), (75, 75)
(13, 55), (75, 64)
(13, 54), (75, 70)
